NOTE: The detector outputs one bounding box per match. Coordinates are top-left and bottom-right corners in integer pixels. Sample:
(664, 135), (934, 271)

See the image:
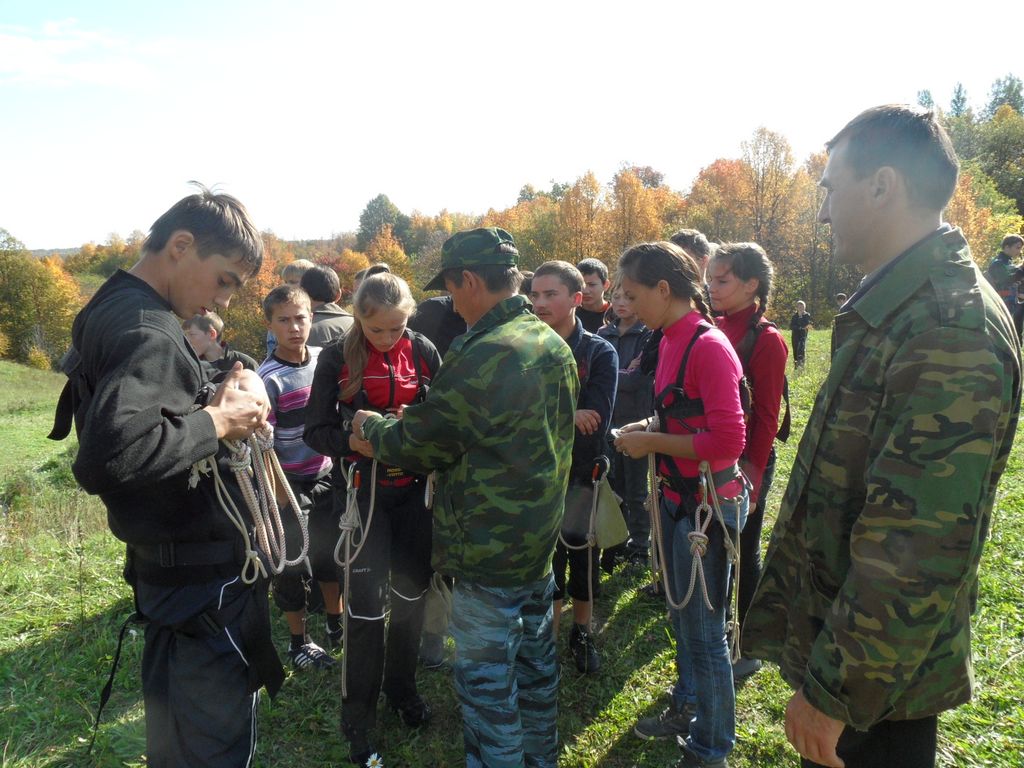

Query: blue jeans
(662, 492), (748, 762)
(450, 576), (558, 768)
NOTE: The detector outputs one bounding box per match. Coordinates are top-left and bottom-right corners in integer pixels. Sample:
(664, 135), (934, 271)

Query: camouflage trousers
(449, 576), (559, 768)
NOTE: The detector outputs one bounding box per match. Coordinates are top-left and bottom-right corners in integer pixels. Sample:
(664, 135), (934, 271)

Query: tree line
(2, 76), (1022, 366)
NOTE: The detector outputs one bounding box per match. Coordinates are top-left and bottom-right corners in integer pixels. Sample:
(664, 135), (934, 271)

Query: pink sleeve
(689, 334), (747, 462)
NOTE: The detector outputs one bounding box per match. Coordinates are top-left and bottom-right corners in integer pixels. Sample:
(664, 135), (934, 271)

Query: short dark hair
(669, 229), (712, 261)
(576, 258), (609, 283)
(826, 104), (958, 212)
(300, 264), (341, 303)
(262, 285), (310, 320)
(519, 270), (534, 296)
(182, 312), (224, 336)
(145, 182), (263, 275)
(1002, 234), (1024, 250)
(534, 261), (584, 294)
(443, 264), (523, 294)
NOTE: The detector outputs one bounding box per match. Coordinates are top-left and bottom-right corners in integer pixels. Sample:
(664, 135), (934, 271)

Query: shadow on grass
(0, 595), (147, 768)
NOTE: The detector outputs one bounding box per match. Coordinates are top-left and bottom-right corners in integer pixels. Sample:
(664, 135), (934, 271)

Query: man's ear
(572, 291), (583, 308)
(871, 166), (898, 204)
(168, 230), (195, 261)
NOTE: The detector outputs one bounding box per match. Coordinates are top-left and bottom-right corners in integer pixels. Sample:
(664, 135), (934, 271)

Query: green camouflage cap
(423, 227), (519, 291)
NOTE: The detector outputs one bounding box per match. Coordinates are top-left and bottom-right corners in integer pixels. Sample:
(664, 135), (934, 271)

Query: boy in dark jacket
(531, 260), (618, 675)
(51, 185), (281, 767)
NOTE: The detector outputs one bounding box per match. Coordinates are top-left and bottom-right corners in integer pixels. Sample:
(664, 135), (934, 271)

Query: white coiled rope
(644, 416), (743, 661)
(190, 424), (311, 585)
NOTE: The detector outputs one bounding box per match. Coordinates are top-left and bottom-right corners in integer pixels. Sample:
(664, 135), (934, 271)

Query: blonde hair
(341, 273), (417, 401)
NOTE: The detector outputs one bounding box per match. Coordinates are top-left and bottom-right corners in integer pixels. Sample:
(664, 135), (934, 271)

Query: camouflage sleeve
(361, 348), (495, 475)
(802, 326), (1017, 728)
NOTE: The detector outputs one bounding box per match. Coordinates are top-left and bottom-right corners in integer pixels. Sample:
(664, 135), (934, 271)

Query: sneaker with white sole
(288, 641), (336, 670)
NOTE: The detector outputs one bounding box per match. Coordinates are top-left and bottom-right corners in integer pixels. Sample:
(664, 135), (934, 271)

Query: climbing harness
(645, 415), (743, 661)
(190, 424), (311, 584)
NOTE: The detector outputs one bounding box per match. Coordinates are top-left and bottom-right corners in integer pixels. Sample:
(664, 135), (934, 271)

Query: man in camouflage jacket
(743, 106), (1022, 768)
(353, 227), (579, 768)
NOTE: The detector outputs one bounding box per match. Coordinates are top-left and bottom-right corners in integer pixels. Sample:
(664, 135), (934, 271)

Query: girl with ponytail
(614, 241), (748, 765)
(706, 242), (789, 683)
(304, 272), (441, 765)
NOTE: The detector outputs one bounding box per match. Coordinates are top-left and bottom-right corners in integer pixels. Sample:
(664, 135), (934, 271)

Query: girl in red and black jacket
(304, 272), (441, 766)
(707, 242), (788, 681)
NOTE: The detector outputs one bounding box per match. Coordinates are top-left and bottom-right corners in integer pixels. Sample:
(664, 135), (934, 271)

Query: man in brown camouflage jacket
(743, 105), (1022, 768)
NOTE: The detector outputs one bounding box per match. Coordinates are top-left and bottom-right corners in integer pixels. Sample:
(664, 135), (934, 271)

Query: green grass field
(1, 332), (1022, 767)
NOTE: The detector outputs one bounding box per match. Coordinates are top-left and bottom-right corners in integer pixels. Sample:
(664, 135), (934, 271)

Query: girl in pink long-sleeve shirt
(614, 240), (748, 766)
(708, 242), (789, 684)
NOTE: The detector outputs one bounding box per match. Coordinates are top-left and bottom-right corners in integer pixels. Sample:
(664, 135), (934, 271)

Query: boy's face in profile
(267, 300), (311, 361)
(167, 238), (248, 319)
(530, 274), (581, 334)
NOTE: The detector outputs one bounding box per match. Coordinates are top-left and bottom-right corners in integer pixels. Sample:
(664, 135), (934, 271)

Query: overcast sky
(1, 0), (1019, 249)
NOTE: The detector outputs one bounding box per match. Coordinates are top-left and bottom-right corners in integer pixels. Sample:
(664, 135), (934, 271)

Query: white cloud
(0, 19), (155, 88)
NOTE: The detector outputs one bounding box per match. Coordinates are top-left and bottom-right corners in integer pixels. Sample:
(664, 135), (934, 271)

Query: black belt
(658, 463), (741, 497)
(129, 540), (244, 585)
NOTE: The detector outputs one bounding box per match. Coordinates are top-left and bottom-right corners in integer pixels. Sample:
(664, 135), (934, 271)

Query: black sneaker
(731, 656), (762, 682)
(287, 641), (336, 670)
(326, 626), (344, 652)
(389, 694), (432, 727)
(634, 704), (694, 740)
(675, 739), (728, 767)
(344, 727), (381, 767)
(600, 544), (627, 575)
(569, 623), (600, 674)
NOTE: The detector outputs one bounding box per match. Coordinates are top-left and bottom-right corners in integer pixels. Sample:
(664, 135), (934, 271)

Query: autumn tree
(945, 165), (1024, 264)
(557, 172), (606, 262)
(482, 196), (561, 271)
(684, 159), (752, 242)
(984, 74), (1024, 120)
(977, 104), (1024, 214)
(603, 168), (665, 256)
(741, 127), (797, 255)
(0, 235), (82, 366)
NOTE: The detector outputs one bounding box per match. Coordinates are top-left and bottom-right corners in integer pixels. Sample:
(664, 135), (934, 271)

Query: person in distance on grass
(788, 301), (812, 368)
(257, 285), (342, 673)
(742, 105), (1022, 768)
(51, 184), (283, 767)
(350, 227), (578, 768)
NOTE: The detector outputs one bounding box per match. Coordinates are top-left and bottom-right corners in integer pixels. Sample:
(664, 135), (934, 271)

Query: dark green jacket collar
(848, 226), (968, 329)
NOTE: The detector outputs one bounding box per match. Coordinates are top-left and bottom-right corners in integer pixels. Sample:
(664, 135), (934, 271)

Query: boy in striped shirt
(259, 285), (342, 670)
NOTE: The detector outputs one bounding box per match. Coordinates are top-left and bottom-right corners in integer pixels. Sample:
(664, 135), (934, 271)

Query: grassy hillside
(1, 332), (1022, 766)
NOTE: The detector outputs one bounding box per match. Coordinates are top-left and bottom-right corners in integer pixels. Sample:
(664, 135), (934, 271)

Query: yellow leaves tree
(945, 166), (1024, 266)
(0, 236), (82, 366)
(558, 172), (606, 262)
(684, 159), (752, 242)
(603, 168), (666, 257)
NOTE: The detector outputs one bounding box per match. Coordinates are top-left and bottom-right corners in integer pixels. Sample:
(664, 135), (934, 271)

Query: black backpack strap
(738, 316), (791, 443)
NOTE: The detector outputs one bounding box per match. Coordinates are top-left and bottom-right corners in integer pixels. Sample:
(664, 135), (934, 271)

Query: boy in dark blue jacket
(530, 260), (618, 675)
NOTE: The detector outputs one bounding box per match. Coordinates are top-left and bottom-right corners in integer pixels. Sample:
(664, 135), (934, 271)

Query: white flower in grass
(365, 753), (383, 768)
